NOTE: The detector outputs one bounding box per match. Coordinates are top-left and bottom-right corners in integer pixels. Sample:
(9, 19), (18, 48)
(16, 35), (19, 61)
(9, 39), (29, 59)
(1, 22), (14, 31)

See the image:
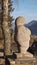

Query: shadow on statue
(28, 40), (37, 56)
(14, 22), (21, 53)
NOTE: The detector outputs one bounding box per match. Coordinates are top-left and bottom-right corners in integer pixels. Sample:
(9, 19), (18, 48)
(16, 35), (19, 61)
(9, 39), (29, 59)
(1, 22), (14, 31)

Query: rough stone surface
(15, 16), (33, 57)
(10, 57), (37, 65)
(15, 57), (36, 65)
(17, 26), (31, 53)
(0, 52), (4, 57)
(0, 59), (5, 65)
(15, 16), (25, 26)
(0, 27), (4, 39)
(0, 40), (4, 49)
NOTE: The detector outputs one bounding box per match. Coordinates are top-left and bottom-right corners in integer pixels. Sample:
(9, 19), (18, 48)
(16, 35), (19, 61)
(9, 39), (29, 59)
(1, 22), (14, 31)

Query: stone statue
(15, 16), (33, 58)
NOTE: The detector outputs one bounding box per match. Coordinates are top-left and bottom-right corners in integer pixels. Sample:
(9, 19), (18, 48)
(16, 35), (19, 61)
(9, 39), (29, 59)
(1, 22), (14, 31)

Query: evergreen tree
(0, 0), (14, 56)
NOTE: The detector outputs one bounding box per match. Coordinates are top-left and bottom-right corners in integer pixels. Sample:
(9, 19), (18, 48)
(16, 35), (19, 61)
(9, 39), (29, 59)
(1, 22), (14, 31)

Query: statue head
(15, 16), (25, 26)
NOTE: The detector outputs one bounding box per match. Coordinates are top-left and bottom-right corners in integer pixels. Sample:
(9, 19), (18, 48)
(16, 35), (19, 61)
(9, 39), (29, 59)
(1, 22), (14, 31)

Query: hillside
(25, 20), (37, 35)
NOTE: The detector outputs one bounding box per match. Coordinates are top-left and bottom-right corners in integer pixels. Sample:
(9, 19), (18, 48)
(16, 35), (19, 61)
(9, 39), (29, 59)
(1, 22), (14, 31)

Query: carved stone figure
(15, 16), (33, 57)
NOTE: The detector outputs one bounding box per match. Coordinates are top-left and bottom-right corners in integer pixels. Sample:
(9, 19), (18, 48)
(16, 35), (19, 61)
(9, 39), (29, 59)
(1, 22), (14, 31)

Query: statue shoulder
(17, 25), (31, 35)
(26, 27), (31, 35)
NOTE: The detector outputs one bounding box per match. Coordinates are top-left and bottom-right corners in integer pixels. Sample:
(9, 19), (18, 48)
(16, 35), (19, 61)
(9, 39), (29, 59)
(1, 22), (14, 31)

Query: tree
(0, 0), (14, 56)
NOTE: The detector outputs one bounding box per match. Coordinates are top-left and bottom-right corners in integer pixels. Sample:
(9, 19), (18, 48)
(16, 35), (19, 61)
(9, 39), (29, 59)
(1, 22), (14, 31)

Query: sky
(12, 0), (37, 24)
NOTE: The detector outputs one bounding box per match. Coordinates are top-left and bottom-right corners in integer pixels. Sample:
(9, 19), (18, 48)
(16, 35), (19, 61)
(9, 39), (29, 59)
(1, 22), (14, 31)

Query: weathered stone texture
(0, 40), (4, 49)
(10, 57), (36, 65)
(17, 26), (31, 54)
(15, 16), (33, 57)
(0, 59), (5, 65)
(0, 27), (4, 39)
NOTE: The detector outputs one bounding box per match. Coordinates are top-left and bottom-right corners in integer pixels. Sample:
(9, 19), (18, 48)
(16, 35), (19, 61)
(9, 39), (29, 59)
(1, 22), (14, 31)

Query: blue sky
(12, 0), (37, 23)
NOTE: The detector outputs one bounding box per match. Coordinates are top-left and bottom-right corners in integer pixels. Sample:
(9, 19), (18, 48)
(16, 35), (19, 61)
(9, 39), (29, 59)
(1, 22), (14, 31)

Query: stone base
(8, 56), (36, 65)
(15, 52), (33, 59)
(22, 52), (33, 58)
(15, 57), (36, 65)
(15, 53), (23, 58)
(8, 58), (15, 65)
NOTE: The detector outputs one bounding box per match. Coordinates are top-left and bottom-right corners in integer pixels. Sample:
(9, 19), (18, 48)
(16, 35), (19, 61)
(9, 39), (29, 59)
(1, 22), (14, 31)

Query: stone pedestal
(15, 57), (36, 65)
(9, 56), (36, 65)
